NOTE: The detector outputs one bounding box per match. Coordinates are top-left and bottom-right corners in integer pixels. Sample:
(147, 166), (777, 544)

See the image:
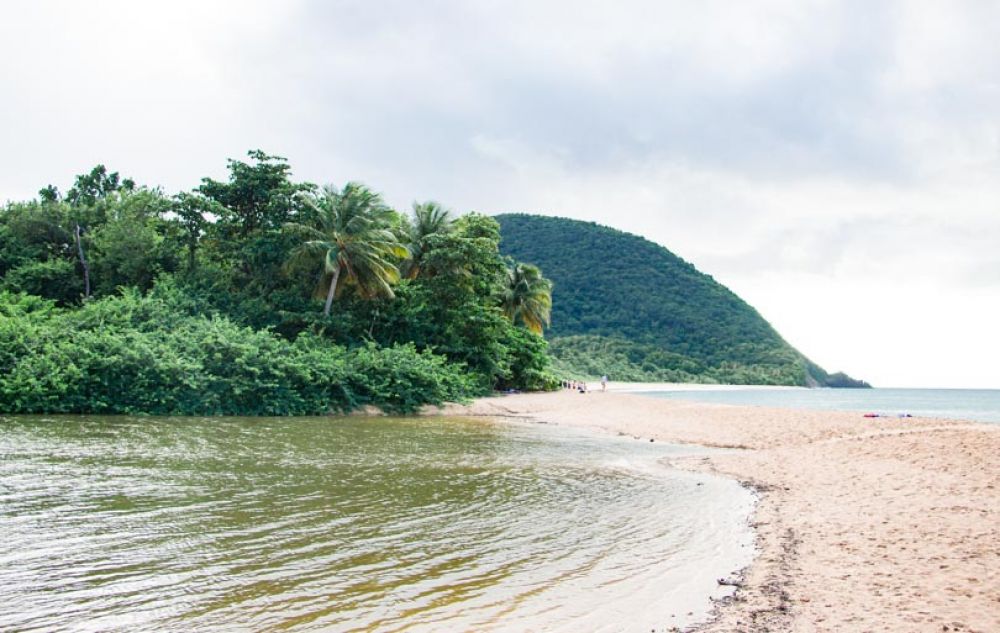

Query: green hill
(495, 214), (867, 387)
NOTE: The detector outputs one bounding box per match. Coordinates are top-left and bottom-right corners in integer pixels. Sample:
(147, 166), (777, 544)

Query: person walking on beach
(600, 375), (608, 392)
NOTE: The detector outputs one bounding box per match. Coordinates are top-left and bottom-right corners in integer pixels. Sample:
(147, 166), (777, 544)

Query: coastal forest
(0, 152), (557, 415)
(496, 214), (868, 387)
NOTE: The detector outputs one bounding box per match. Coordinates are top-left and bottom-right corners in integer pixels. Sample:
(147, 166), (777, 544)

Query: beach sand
(431, 390), (1000, 632)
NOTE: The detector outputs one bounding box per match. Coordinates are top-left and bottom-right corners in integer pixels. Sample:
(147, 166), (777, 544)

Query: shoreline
(430, 390), (1000, 632)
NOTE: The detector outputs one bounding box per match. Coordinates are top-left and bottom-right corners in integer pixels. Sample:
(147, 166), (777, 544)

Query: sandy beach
(433, 390), (1000, 632)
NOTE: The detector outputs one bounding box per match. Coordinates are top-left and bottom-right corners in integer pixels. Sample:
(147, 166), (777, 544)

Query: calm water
(0, 415), (753, 632)
(641, 388), (1000, 423)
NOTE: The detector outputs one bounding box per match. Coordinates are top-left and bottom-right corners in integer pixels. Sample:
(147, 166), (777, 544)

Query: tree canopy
(284, 183), (408, 315)
(502, 262), (552, 335)
(0, 152), (558, 415)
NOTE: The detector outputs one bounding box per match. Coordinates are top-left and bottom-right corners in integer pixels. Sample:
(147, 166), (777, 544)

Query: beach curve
(429, 390), (1000, 632)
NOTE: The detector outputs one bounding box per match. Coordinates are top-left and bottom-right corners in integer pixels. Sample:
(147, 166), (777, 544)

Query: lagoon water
(0, 415), (753, 632)
(641, 388), (1000, 423)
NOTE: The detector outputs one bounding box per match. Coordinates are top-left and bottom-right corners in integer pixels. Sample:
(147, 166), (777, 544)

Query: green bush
(498, 327), (559, 391)
(344, 342), (473, 413)
(0, 156), (562, 415)
(0, 293), (474, 416)
(2, 259), (83, 305)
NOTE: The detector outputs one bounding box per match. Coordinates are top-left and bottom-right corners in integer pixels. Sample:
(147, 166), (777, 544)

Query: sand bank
(602, 381), (808, 394)
(431, 390), (1000, 632)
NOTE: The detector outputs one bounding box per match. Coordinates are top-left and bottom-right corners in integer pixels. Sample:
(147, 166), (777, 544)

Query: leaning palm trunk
(285, 183), (406, 317)
(323, 266), (341, 316)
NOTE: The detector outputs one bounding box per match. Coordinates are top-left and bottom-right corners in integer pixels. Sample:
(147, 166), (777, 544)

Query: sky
(1, 0), (998, 388)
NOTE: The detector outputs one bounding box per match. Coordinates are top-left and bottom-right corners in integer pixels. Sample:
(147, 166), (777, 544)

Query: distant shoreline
(431, 391), (1000, 632)
(594, 381), (811, 393)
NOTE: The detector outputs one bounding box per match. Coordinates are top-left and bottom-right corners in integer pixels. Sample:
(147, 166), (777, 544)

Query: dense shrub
(0, 293), (473, 415)
(2, 258), (83, 305)
(343, 342), (473, 413)
(497, 327), (560, 391)
(0, 154), (560, 417)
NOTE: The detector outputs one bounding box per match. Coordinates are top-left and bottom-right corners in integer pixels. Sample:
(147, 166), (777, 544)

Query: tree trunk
(323, 266), (341, 316)
(75, 223), (91, 299)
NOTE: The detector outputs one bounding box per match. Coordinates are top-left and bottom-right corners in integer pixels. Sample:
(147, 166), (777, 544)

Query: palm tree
(502, 263), (552, 335)
(284, 183), (407, 316)
(401, 201), (453, 279)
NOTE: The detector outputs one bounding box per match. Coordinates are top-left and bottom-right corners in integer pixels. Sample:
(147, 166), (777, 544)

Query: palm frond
(502, 262), (553, 334)
(284, 181), (407, 313)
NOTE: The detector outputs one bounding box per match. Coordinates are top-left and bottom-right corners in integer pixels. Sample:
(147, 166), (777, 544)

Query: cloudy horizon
(2, 0), (998, 388)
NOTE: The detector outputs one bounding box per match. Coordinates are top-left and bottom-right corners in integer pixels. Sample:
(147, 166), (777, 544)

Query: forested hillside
(496, 214), (867, 387)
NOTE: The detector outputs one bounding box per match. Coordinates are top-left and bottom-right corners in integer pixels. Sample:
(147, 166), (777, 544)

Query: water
(0, 415), (753, 632)
(640, 388), (1000, 423)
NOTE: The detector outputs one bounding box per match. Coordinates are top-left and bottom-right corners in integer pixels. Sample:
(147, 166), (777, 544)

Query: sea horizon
(634, 386), (1000, 424)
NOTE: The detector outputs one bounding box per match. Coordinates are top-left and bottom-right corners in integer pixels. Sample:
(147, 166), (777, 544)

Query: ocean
(639, 388), (1000, 424)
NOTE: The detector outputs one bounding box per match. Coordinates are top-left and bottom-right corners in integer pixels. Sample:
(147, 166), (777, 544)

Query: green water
(0, 415), (753, 631)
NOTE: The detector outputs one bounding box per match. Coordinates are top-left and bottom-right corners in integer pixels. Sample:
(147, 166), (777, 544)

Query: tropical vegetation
(501, 263), (552, 335)
(0, 152), (558, 415)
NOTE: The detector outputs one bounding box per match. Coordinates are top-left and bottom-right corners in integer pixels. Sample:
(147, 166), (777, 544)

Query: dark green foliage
(820, 372), (872, 389)
(169, 193), (216, 272)
(0, 154), (557, 416)
(307, 214), (557, 393)
(547, 335), (711, 383)
(343, 342), (474, 413)
(198, 150), (312, 238)
(498, 327), (560, 391)
(0, 291), (472, 415)
(0, 201), (74, 275)
(401, 201), (454, 280)
(284, 182), (407, 315)
(497, 214), (864, 387)
(65, 165), (135, 207)
(89, 190), (179, 295)
(1, 184), (182, 303)
(502, 262), (552, 334)
(1, 259), (83, 305)
(196, 151), (317, 317)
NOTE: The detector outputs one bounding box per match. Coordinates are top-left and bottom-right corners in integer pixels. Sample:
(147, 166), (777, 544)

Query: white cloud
(1, 0), (997, 386)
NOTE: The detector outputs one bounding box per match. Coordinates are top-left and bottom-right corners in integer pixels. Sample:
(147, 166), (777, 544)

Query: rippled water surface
(0, 415), (753, 631)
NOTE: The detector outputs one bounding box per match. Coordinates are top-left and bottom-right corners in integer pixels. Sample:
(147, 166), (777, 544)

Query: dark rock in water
(823, 371), (872, 388)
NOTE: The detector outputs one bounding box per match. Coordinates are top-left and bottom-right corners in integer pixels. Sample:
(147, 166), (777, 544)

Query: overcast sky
(2, 1), (998, 388)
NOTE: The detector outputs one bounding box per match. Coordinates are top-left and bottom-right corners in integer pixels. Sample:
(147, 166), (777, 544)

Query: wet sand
(431, 390), (1000, 632)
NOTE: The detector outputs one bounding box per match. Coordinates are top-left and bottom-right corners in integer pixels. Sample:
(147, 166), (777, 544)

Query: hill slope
(496, 214), (865, 387)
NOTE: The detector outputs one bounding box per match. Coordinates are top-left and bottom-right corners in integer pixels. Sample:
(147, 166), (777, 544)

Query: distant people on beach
(561, 380), (588, 393)
(600, 375), (608, 391)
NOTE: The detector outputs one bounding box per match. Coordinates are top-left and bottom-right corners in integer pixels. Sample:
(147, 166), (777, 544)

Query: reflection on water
(0, 415), (753, 631)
